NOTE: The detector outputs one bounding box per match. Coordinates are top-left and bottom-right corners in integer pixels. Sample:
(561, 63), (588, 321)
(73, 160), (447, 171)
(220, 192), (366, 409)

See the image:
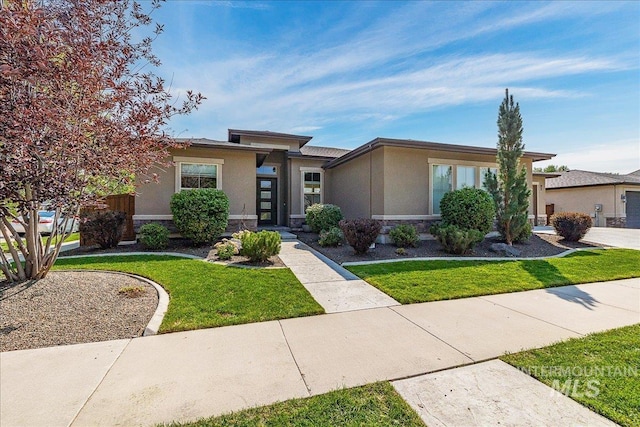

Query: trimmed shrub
(214, 240), (238, 260)
(389, 224), (419, 248)
(305, 204), (343, 233)
(429, 223), (484, 255)
(339, 218), (381, 254)
(440, 187), (495, 234)
(318, 227), (343, 247)
(80, 210), (126, 249)
(551, 212), (593, 241)
(138, 223), (169, 250)
(170, 189), (229, 245)
(238, 230), (281, 263)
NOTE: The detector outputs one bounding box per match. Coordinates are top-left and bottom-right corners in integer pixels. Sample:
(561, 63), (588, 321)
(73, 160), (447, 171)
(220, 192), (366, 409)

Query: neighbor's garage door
(626, 191), (640, 228)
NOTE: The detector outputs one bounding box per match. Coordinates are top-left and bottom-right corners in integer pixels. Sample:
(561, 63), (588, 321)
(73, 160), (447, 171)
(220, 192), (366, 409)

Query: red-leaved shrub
(550, 212), (593, 241)
(339, 218), (382, 254)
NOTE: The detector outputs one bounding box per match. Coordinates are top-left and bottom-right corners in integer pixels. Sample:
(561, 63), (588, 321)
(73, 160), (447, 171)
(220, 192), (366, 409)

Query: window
(178, 163), (220, 191)
(457, 166), (476, 189)
(480, 167), (498, 191)
(257, 165), (277, 176)
(303, 171), (322, 211)
(432, 165), (452, 214)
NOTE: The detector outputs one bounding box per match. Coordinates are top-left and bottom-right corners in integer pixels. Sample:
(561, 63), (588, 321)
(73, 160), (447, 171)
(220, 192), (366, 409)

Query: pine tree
(484, 89), (531, 245)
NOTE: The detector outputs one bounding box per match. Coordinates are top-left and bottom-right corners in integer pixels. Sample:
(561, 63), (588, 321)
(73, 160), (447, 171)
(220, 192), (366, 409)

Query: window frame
(174, 156), (223, 193)
(428, 158), (498, 215)
(300, 167), (324, 214)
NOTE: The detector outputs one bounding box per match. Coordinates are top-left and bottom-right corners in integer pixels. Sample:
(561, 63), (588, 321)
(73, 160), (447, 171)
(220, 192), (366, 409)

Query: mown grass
(346, 249), (640, 304)
(53, 255), (324, 332)
(1, 232), (80, 253)
(502, 324), (640, 427)
(163, 382), (425, 427)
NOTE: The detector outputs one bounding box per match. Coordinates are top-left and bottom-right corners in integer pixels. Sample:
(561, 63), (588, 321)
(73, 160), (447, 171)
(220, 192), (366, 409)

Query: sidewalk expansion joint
(386, 306), (475, 363)
(476, 296), (586, 336)
(67, 338), (133, 427)
(278, 320), (312, 396)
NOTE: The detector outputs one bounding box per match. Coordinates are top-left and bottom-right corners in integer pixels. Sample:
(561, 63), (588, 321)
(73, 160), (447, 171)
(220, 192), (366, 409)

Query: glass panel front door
(257, 178), (277, 225)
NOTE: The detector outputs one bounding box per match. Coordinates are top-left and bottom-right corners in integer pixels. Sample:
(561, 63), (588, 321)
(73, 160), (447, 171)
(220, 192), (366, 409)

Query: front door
(257, 178), (277, 226)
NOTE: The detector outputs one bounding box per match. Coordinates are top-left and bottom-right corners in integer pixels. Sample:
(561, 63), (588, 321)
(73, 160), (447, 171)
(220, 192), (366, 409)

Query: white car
(10, 211), (79, 235)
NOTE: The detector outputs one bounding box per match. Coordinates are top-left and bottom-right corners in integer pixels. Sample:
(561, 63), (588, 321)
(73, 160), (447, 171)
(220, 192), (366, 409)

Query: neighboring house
(134, 129), (555, 236)
(545, 169), (640, 228)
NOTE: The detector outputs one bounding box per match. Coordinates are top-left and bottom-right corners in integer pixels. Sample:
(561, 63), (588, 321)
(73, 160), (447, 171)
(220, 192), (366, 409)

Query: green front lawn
(53, 255), (324, 332)
(346, 249), (640, 304)
(502, 324), (640, 427)
(164, 382), (424, 427)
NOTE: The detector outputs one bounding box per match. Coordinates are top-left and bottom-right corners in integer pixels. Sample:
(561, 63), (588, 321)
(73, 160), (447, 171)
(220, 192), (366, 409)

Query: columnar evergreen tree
(484, 89), (531, 245)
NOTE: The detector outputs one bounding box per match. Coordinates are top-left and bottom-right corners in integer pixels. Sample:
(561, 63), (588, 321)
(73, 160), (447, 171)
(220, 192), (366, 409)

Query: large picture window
(432, 165), (452, 214)
(178, 163), (220, 191)
(456, 166), (476, 189)
(303, 171), (322, 211)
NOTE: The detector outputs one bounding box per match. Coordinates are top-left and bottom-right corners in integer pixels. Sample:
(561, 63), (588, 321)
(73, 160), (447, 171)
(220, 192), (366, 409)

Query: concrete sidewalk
(1, 278), (637, 426)
(278, 240), (399, 313)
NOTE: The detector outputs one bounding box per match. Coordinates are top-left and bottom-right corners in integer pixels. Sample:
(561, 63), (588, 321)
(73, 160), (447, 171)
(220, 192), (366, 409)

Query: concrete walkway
(278, 240), (399, 313)
(1, 278), (637, 426)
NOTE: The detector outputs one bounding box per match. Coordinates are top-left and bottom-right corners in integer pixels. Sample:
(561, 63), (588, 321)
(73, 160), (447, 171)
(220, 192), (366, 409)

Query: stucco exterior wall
(545, 184), (638, 227)
(238, 135), (300, 152)
(135, 146), (257, 218)
(326, 152), (372, 219)
(532, 174), (548, 224)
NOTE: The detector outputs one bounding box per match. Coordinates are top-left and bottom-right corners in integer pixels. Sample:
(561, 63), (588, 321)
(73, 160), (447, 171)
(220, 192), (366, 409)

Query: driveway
(583, 227), (640, 250)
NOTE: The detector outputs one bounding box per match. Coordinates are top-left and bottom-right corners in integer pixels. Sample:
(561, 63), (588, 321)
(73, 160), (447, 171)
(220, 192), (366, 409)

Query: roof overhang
(228, 129), (313, 147)
(325, 137), (556, 169)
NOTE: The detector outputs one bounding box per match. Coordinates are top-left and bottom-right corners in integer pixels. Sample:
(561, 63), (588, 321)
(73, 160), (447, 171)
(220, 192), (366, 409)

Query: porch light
(621, 194), (626, 203)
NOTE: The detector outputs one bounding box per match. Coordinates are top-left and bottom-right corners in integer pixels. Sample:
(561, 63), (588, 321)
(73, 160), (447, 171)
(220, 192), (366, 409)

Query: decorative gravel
(296, 232), (606, 265)
(0, 271), (158, 352)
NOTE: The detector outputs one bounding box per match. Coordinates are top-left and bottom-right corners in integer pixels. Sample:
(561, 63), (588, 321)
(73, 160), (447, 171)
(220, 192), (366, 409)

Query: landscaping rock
(489, 243), (521, 257)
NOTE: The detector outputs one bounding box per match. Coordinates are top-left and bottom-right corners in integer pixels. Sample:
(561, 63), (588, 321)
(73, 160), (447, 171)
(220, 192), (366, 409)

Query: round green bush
(170, 189), (229, 245)
(138, 223), (169, 250)
(389, 224), (419, 248)
(318, 227), (343, 247)
(440, 187), (495, 234)
(305, 204), (343, 233)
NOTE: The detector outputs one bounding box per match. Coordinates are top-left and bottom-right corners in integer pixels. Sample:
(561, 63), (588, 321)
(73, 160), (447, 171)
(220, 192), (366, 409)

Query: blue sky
(151, 1), (640, 173)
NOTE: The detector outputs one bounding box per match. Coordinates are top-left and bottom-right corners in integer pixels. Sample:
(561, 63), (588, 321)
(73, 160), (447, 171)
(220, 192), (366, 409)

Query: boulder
(489, 242), (521, 257)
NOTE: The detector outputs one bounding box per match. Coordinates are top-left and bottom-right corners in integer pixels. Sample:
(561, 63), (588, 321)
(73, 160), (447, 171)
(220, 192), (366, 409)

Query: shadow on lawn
(521, 257), (600, 310)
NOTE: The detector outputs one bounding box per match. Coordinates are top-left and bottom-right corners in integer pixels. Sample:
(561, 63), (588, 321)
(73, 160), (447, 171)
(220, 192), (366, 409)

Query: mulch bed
(0, 270), (158, 352)
(296, 232), (606, 265)
(60, 238), (286, 267)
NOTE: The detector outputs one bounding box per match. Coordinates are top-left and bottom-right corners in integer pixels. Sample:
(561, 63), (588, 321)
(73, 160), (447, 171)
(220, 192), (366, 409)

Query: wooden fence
(80, 194), (136, 245)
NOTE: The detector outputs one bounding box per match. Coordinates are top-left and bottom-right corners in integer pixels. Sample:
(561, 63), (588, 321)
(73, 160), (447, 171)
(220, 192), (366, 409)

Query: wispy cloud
(159, 1), (638, 146)
(536, 139), (640, 174)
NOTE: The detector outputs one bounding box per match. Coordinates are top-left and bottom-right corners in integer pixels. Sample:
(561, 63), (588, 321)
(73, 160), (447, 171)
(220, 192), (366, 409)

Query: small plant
(318, 227), (343, 247)
(389, 224), (419, 248)
(214, 240), (238, 260)
(79, 210), (126, 249)
(430, 223), (484, 255)
(138, 223), (169, 250)
(339, 218), (381, 254)
(170, 189), (229, 245)
(238, 230), (281, 263)
(305, 204), (343, 233)
(551, 212), (593, 241)
(118, 285), (146, 298)
(395, 247), (407, 255)
(440, 187), (495, 235)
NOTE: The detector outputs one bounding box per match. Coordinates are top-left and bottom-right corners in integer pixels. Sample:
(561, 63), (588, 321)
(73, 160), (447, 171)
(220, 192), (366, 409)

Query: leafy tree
(484, 89), (531, 245)
(533, 165), (569, 173)
(0, 0), (203, 282)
